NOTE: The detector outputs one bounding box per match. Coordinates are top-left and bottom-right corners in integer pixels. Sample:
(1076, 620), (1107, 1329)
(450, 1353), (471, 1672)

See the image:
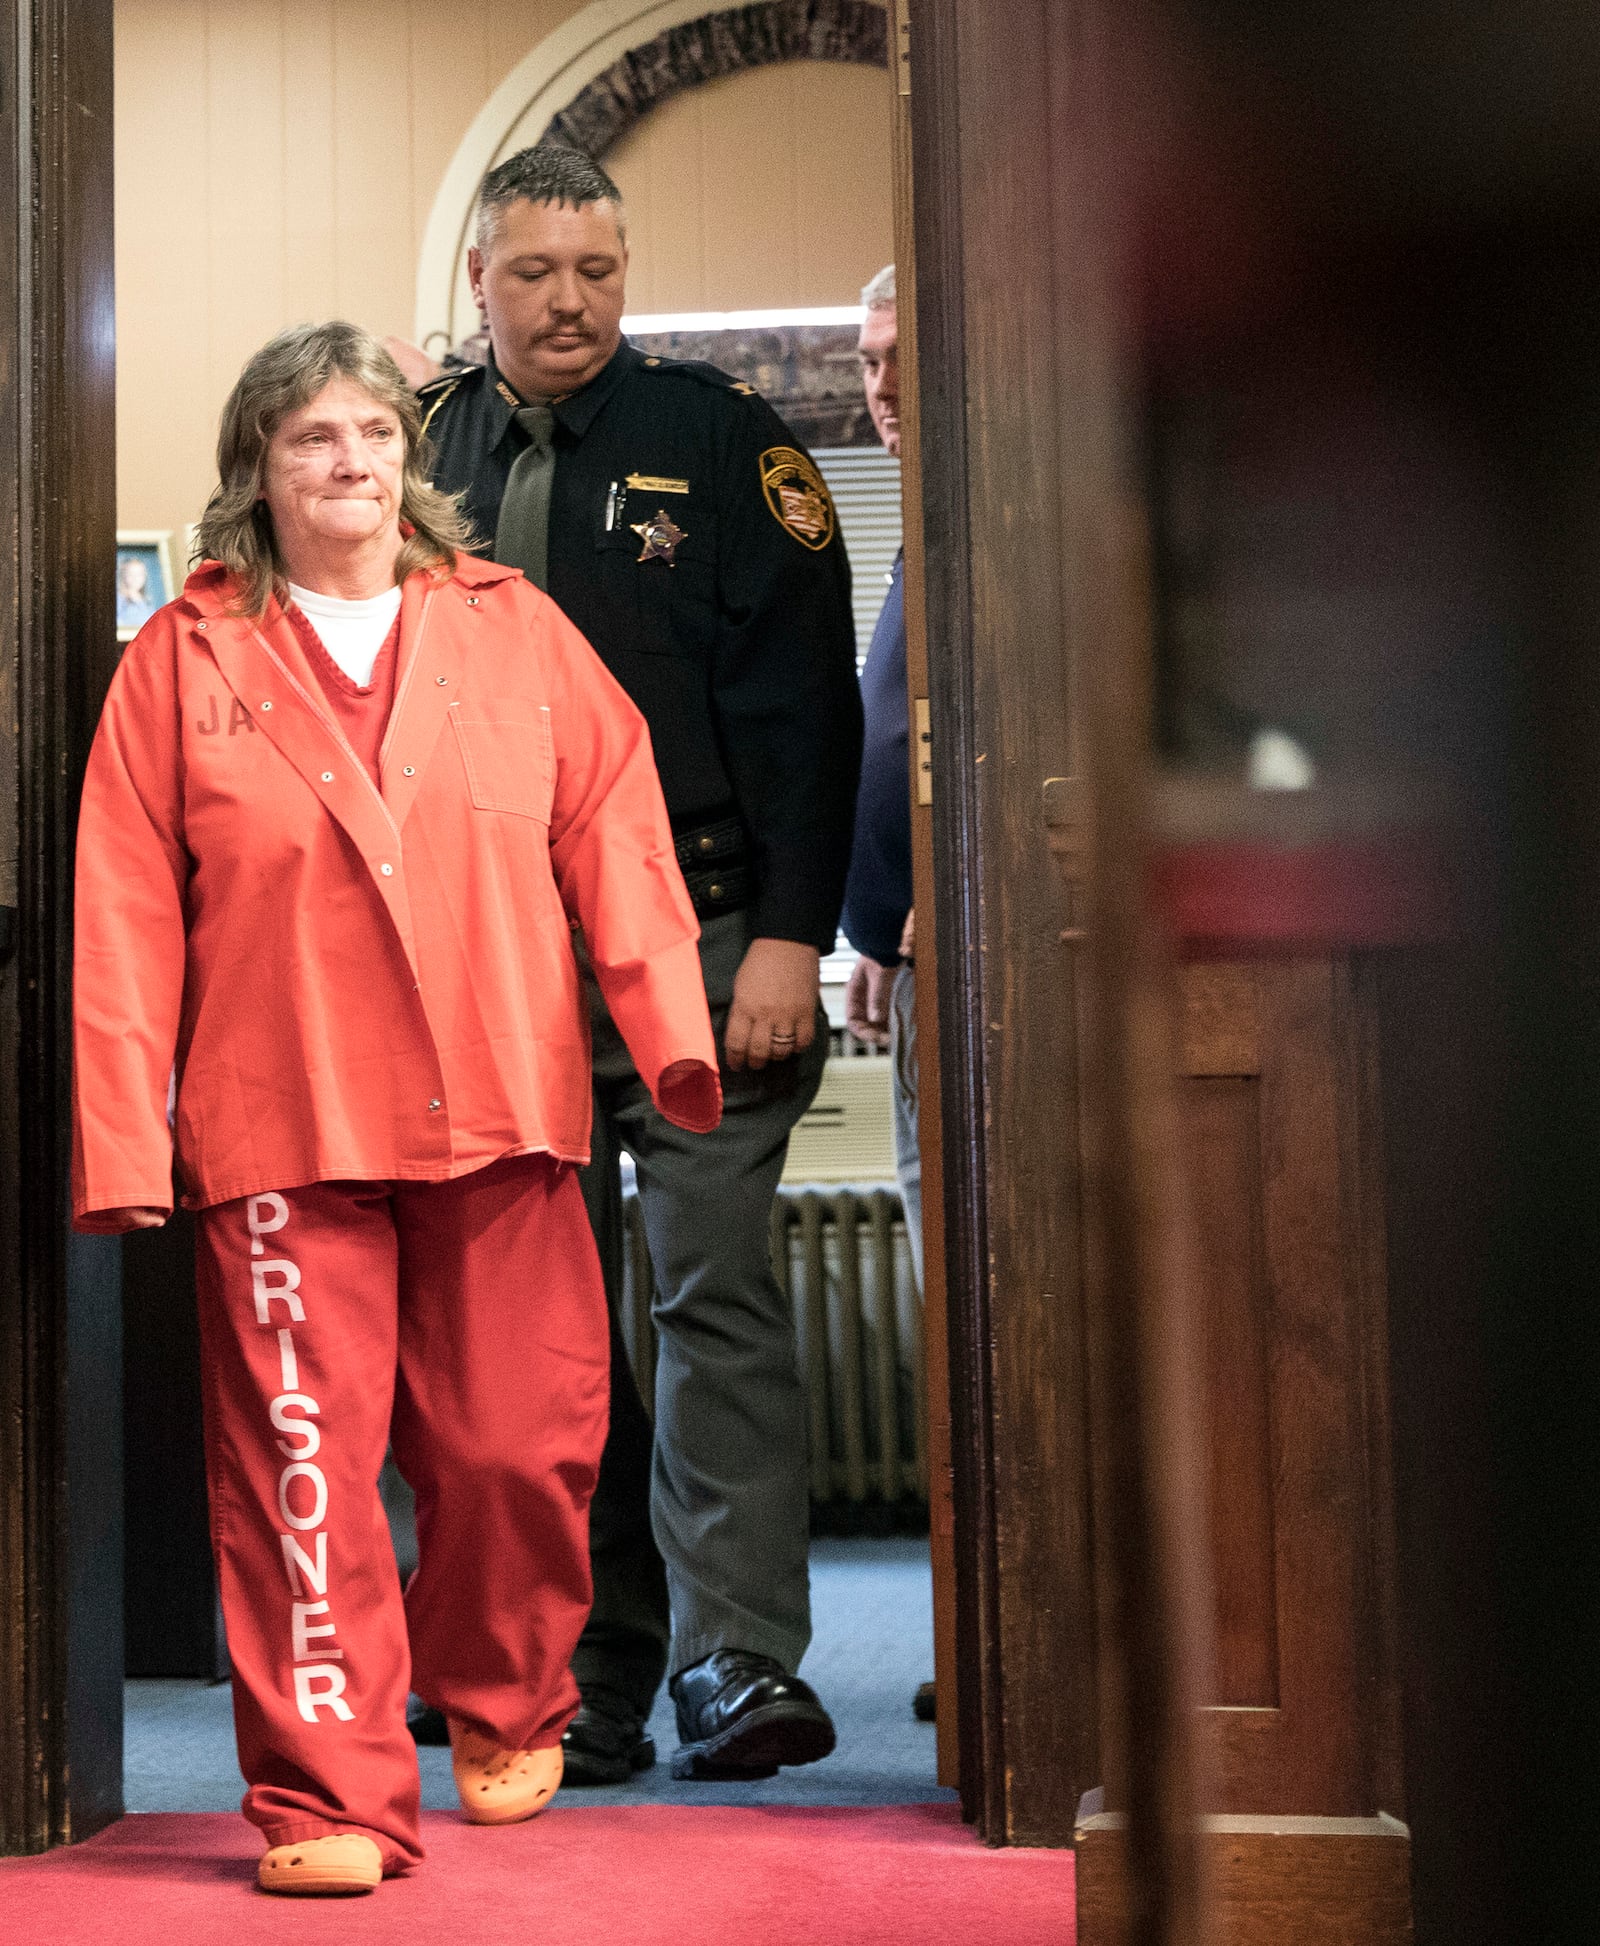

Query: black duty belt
(673, 815), (754, 920)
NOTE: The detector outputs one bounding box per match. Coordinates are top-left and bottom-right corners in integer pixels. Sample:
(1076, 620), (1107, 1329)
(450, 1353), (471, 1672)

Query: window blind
(813, 446), (903, 671)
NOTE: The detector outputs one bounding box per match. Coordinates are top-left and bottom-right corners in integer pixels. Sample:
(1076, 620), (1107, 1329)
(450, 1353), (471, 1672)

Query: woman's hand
(724, 938), (821, 1071)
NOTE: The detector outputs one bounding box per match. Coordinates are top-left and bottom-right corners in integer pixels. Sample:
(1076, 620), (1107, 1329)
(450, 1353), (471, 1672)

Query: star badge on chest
(632, 509), (686, 565)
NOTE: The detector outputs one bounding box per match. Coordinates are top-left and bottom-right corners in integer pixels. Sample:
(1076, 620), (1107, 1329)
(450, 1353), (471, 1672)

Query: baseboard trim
(1074, 1809), (1412, 1946)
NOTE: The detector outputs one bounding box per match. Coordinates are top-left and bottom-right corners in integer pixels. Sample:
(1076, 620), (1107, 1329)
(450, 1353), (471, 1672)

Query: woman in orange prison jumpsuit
(71, 321), (721, 1897)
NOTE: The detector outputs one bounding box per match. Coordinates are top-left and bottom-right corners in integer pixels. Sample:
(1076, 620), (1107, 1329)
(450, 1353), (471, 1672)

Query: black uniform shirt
(418, 341), (863, 954)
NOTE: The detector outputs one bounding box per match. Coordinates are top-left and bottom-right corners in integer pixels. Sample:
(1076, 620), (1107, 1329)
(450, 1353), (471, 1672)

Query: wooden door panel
(1181, 963), (1261, 1077)
(1186, 1075), (1279, 1712)
(1182, 960), (1377, 1817)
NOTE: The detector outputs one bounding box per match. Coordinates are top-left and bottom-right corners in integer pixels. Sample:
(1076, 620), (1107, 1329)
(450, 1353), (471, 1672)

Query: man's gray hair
(195, 321), (471, 617)
(861, 263), (896, 310)
(477, 143), (628, 251)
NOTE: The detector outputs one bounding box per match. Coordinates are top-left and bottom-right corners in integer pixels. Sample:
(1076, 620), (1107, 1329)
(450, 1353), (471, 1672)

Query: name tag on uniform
(626, 473), (691, 495)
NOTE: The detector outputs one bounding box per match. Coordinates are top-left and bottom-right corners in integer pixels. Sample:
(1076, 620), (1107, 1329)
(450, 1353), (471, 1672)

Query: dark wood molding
(908, 0), (1002, 1837)
(0, 0), (122, 1855)
(1339, 959), (1406, 1825)
(543, 0), (888, 157)
(911, 0), (1099, 1843)
(886, 11), (961, 1788)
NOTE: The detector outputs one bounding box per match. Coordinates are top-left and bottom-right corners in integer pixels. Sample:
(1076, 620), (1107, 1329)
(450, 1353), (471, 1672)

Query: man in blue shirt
(840, 266), (923, 1292)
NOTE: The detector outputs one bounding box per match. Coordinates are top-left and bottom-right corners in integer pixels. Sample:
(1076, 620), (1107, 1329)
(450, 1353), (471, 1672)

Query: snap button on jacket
(72, 553), (721, 1227)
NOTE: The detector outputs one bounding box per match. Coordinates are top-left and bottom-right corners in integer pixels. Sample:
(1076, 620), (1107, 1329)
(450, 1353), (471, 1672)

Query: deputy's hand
(725, 938), (821, 1071)
(845, 954), (894, 1049)
(898, 906), (915, 961)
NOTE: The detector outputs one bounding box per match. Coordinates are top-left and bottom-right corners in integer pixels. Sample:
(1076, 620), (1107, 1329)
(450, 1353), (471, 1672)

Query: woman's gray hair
(194, 321), (472, 616)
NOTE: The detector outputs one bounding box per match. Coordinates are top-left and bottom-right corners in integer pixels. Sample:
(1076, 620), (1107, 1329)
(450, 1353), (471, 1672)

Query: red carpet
(0, 1804), (1074, 1946)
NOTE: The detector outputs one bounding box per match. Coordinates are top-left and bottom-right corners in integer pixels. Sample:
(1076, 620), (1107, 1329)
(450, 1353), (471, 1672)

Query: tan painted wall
(114, 0), (893, 537)
(605, 60), (892, 316)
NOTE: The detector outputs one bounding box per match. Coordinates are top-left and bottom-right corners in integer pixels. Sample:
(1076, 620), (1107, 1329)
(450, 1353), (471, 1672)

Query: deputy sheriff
(415, 143), (862, 1784)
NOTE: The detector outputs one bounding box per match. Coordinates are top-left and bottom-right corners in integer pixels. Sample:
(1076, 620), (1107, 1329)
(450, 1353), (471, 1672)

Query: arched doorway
(414, 0), (889, 351)
(105, 0), (949, 1839)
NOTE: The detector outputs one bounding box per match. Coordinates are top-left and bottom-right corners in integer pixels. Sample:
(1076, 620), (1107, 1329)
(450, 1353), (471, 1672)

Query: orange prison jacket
(72, 553), (721, 1229)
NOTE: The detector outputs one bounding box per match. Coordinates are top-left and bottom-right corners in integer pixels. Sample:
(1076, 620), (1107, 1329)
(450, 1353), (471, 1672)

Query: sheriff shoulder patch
(759, 446), (835, 551)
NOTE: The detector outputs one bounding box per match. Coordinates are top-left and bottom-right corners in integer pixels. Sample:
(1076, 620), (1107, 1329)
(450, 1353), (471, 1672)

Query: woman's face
(262, 376), (406, 566)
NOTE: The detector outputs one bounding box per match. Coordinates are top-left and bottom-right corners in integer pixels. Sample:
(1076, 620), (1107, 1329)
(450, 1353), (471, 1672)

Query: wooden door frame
(4, 0), (1115, 1858)
(0, 0), (122, 1856)
(901, 0), (1101, 1845)
(885, 1), (963, 1794)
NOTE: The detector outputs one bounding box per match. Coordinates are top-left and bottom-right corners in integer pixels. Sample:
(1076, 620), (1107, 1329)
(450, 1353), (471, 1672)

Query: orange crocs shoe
(257, 1832), (384, 1895)
(450, 1723), (564, 1825)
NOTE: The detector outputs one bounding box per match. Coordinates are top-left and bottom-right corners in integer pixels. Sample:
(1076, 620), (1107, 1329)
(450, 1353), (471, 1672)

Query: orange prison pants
(193, 1153), (608, 1870)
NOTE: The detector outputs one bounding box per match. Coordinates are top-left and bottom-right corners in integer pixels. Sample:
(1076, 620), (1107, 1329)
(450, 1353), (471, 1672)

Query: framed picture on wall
(115, 529), (176, 641)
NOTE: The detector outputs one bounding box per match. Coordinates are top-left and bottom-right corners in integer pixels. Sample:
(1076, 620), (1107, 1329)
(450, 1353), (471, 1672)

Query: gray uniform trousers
(571, 908), (829, 1718)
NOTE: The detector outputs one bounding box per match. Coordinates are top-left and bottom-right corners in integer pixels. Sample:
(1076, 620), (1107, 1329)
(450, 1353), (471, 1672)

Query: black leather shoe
(561, 1691), (656, 1786)
(669, 1651), (836, 1780)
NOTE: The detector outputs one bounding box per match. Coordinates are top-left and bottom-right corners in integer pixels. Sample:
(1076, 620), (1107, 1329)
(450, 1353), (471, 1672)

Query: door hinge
(893, 0), (911, 96)
(1043, 776), (1090, 941)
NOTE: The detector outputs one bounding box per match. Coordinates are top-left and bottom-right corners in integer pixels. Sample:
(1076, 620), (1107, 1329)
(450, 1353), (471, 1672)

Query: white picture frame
(115, 529), (177, 642)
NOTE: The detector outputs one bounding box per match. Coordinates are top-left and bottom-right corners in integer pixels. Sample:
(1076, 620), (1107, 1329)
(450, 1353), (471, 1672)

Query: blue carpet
(125, 1536), (951, 1813)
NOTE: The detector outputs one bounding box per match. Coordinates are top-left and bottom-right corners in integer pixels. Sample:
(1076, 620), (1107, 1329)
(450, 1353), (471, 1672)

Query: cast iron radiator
(620, 1186), (928, 1510)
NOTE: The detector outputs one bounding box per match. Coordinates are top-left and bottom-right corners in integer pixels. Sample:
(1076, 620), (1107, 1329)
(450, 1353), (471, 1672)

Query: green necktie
(495, 404), (556, 590)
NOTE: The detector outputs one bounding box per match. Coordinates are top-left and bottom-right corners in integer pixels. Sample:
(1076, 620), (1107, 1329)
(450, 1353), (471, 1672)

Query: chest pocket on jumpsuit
(595, 495), (716, 658)
(450, 704), (555, 822)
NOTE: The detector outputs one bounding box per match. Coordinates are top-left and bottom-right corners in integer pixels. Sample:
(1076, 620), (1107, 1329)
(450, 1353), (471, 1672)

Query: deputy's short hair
(476, 144), (628, 251)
